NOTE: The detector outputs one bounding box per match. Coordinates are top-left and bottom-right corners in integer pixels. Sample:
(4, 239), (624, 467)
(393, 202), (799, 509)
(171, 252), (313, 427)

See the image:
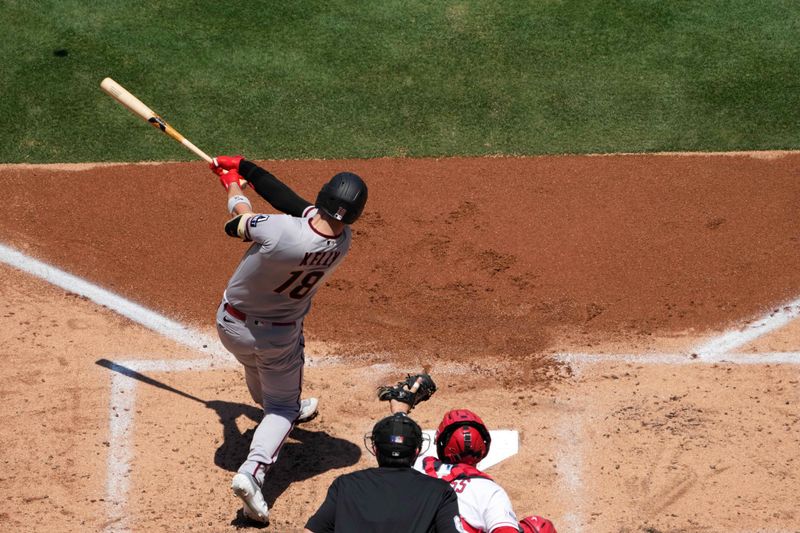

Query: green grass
(2, 0), (800, 162)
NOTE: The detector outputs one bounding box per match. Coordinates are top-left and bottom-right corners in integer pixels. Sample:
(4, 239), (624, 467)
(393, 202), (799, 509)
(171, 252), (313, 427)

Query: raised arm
(239, 159), (313, 216)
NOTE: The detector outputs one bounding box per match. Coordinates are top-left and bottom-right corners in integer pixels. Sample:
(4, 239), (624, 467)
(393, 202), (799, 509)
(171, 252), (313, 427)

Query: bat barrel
(100, 77), (215, 164)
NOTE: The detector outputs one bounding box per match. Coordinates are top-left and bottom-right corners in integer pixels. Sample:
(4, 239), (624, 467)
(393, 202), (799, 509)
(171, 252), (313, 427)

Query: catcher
(378, 373), (557, 533)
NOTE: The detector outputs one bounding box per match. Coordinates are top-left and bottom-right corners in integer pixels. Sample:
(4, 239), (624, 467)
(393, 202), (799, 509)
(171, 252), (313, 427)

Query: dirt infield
(1, 153), (799, 532)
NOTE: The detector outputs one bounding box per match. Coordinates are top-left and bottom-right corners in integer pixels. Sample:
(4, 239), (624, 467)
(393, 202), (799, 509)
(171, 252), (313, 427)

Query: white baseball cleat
(296, 397), (319, 423)
(231, 472), (269, 523)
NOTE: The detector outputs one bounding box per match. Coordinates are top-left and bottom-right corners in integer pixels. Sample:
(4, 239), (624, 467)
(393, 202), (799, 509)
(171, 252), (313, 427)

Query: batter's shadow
(265, 426), (362, 503)
(202, 401), (364, 528)
(207, 400), (362, 483)
(94, 359), (361, 525)
(207, 402), (361, 528)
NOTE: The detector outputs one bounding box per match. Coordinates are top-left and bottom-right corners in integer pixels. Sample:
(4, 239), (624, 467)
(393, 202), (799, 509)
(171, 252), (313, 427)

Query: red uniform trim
(224, 302), (246, 320)
(307, 217), (343, 239)
(224, 302), (296, 326)
(422, 456), (494, 483)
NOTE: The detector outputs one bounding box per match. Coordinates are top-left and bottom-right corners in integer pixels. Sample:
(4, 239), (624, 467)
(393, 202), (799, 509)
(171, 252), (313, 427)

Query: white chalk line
(692, 299), (800, 357)
(0, 243), (228, 359)
(100, 357), (240, 532)
(552, 296), (800, 529)
(555, 351), (800, 366)
(0, 244), (236, 531)
(104, 372), (136, 532)
(4, 242), (800, 532)
(112, 358), (238, 373)
(555, 414), (584, 532)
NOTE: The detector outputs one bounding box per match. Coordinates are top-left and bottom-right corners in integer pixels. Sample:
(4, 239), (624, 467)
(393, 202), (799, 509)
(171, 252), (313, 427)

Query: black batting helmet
(315, 172), (368, 224)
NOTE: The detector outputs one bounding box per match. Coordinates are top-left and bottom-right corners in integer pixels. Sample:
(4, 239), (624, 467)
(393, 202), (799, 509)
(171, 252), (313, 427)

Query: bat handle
(182, 138), (213, 164)
(150, 117), (213, 163)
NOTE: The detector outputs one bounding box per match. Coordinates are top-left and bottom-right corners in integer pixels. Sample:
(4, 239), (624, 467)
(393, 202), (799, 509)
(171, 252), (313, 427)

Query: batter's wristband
(227, 194), (251, 213)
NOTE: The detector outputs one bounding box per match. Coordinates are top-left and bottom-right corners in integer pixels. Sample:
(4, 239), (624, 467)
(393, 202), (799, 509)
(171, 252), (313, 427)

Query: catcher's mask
(365, 413), (428, 467)
(315, 172), (368, 224)
(435, 409), (492, 466)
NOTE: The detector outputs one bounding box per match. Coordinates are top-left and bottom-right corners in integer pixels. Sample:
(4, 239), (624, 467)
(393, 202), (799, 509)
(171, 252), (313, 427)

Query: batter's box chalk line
(0, 243), (228, 358)
(3, 243), (799, 533)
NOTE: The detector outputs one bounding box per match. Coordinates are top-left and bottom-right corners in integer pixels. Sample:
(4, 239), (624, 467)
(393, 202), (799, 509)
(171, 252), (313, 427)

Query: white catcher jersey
(224, 207), (351, 322)
(415, 462), (519, 533)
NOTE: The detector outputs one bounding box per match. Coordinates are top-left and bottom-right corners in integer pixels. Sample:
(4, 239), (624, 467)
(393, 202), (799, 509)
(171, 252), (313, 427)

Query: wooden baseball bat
(100, 77), (213, 163)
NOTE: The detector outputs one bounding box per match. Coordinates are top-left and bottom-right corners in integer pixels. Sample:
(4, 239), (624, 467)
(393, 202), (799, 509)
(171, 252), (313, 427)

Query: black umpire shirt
(305, 466), (461, 533)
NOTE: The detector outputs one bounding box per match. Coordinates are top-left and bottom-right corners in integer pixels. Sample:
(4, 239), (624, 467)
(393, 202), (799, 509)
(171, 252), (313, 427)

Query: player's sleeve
(224, 214), (253, 241)
(434, 485), (463, 533)
(482, 484), (519, 533)
(243, 214), (290, 252)
(304, 478), (339, 533)
(239, 160), (313, 217)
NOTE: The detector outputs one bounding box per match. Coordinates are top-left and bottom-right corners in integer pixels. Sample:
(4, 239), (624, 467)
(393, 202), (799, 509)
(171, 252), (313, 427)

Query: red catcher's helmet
(435, 409), (492, 466)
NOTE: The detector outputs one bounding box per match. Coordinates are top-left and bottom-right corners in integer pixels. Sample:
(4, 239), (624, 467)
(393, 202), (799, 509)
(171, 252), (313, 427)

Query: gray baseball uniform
(216, 205), (351, 480)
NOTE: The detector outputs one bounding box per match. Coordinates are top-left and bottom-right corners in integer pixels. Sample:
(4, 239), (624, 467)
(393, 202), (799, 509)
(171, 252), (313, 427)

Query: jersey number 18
(274, 270), (325, 299)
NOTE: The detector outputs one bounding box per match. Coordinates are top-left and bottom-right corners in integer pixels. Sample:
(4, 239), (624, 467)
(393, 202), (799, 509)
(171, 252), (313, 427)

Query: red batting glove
(210, 155), (244, 172)
(210, 156), (248, 190)
(215, 168), (248, 191)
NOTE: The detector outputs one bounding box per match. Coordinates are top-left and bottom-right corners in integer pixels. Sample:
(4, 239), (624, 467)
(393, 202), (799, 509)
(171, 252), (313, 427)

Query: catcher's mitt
(377, 373), (436, 409)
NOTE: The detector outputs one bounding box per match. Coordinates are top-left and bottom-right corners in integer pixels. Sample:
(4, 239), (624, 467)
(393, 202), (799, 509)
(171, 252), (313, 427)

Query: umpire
(304, 413), (462, 533)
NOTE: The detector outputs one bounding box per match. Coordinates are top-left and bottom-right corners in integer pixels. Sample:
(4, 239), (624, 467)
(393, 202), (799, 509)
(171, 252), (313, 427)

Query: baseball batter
(210, 155), (368, 523)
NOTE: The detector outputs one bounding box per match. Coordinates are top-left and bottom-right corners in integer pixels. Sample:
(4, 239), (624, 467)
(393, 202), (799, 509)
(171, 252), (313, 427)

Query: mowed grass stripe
(2, 1), (800, 162)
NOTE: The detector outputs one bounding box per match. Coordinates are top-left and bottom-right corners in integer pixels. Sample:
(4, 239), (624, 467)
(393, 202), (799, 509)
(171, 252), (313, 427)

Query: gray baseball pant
(216, 302), (305, 484)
